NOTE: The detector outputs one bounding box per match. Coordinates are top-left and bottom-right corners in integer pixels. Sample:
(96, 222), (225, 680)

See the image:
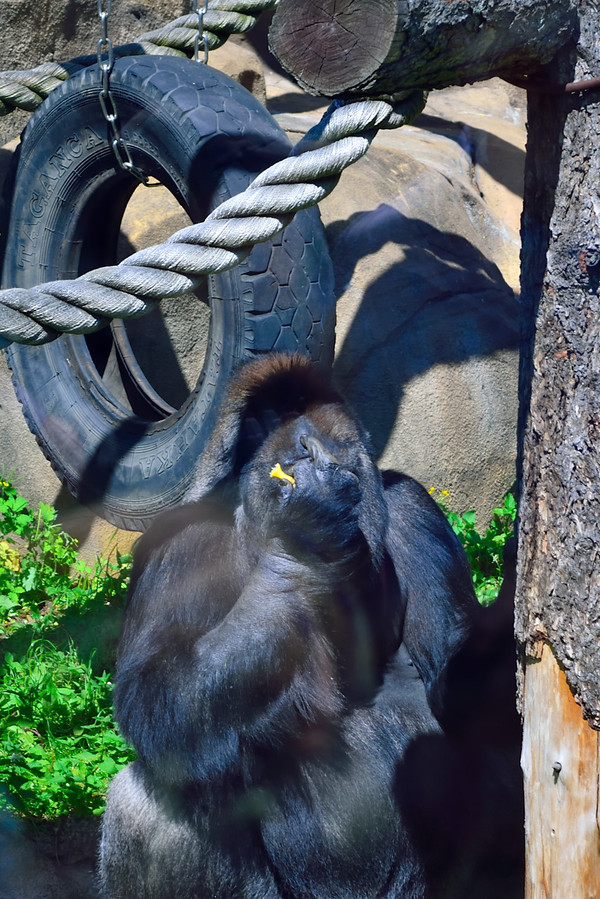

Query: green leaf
(461, 510), (477, 528)
(21, 567), (37, 592)
(38, 503), (56, 525)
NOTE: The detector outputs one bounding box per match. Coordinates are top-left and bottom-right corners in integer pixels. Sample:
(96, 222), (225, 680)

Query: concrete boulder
(273, 75), (524, 521)
(0, 12), (524, 550)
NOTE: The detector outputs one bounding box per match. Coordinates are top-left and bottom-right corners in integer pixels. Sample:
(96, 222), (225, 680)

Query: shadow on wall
(62, 205), (519, 544)
(413, 112), (526, 199)
(330, 205), (520, 460)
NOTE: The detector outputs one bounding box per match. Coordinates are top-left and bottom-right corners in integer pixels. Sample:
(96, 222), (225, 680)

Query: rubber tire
(2, 56), (335, 531)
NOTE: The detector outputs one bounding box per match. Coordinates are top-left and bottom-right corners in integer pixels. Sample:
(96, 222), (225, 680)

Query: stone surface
(327, 112), (522, 519)
(0, 13), (524, 539)
(269, 73), (524, 520)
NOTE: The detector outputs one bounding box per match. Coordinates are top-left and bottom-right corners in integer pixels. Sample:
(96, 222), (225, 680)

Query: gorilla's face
(187, 354), (389, 560)
(239, 404), (369, 554)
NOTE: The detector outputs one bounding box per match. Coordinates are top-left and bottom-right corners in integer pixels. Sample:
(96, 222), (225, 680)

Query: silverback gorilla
(99, 353), (523, 899)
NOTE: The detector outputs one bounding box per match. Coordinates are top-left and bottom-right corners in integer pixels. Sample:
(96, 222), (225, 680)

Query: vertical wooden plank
(521, 643), (600, 898)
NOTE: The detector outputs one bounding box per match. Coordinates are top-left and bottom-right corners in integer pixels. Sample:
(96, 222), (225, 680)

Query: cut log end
(269, 0), (398, 96)
(270, 0), (576, 98)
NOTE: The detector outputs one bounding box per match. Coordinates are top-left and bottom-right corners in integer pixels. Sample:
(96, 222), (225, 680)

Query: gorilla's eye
(270, 463), (296, 488)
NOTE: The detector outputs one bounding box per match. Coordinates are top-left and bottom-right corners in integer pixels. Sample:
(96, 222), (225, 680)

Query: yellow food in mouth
(269, 462), (296, 488)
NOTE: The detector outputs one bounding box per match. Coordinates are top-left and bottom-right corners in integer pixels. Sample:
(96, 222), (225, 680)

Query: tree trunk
(269, 0), (576, 97)
(517, 0), (600, 893)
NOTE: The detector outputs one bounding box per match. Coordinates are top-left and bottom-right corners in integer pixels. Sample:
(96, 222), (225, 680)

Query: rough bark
(269, 0), (577, 97)
(517, 0), (600, 729)
(517, 0), (600, 892)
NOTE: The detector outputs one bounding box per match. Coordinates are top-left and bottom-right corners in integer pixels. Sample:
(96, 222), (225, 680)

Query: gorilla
(99, 353), (523, 899)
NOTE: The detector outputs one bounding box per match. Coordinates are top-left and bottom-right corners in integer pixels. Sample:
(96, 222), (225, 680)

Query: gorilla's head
(186, 353), (387, 560)
(241, 400), (366, 555)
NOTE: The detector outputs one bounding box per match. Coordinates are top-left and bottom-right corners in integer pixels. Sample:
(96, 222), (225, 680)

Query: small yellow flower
(270, 462), (296, 488)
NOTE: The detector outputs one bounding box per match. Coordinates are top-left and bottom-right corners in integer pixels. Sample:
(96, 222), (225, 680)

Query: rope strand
(0, 90), (427, 348)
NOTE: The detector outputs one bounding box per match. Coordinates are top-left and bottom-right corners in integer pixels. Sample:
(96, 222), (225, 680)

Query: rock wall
(324, 82), (523, 520)
(0, 0), (190, 147)
(0, 4), (524, 559)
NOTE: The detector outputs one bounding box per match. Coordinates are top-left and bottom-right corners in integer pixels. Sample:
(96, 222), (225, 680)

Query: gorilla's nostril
(300, 434), (340, 466)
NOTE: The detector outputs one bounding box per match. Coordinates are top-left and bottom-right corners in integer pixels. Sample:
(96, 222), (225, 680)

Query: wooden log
(521, 643), (600, 897)
(269, 0), (577, 97)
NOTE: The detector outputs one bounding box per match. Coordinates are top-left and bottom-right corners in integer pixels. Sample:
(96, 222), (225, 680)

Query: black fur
(100, 353), (522, 898)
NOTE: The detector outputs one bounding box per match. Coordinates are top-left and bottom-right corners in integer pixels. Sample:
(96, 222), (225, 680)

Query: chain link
(192, 0), (209, 64)
(97, 0), (151, 185)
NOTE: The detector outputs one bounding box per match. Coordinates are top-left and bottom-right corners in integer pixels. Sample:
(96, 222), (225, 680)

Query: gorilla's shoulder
(382, 470), (469, 563)
(130, 498), (233, 578)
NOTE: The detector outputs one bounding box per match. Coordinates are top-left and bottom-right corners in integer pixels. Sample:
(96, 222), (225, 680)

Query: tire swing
(1, 55), (335, 531)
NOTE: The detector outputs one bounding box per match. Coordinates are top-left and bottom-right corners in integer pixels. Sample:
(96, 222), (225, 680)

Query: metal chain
(192, 0), (210, 64)
(97, 0), (150, 184)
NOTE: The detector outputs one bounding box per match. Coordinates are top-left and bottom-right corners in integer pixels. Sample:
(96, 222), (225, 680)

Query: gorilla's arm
(382, 472), (479, 728)
(115, 492), (389, 782)
(114, 512), (345, 786)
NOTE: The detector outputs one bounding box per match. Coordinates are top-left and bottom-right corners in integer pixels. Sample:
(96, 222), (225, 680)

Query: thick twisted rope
(0, 90), (427, 349)
(0, 0), (277, 116)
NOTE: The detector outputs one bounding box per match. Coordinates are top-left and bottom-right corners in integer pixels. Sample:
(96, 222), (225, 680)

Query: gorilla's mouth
(270, 462), (296, 488)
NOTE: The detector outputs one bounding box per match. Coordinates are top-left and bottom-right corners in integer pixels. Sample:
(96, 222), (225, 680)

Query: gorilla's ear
(184, 354), (340, 503)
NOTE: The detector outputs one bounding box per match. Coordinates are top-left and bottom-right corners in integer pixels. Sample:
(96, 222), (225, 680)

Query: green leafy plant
(0, 478), (83, 627)
(0, 641), (133, 818)
(430, 487), (517, 606)
(0, 479), (135, 820)
(0, 477), (517, 821)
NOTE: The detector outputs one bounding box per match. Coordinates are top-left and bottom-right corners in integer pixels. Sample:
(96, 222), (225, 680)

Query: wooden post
(269, 0), (576, 97)
(521, 644), (600, 897)
(512, 0), (600, 893)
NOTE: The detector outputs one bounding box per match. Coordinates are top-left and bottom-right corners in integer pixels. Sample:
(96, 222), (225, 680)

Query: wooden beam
(269, 0), (576, 97)
(521, 644), (600, 897)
